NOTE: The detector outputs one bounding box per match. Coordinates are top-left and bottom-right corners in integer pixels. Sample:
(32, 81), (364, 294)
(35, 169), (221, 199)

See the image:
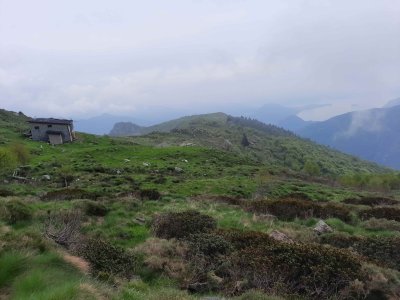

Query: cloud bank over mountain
(1, 0), (400, 118)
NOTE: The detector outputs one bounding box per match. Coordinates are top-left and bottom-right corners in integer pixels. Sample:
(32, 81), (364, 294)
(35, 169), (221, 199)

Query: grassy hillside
(1, 108), (400, 299)
(119, 113), (389, 176)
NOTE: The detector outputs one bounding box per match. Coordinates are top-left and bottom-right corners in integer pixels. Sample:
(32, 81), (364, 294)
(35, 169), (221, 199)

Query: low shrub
(359, 207), (400, 222)
(135, 238), (189, 281)
(81, 200), (109, 216)
(188, 233), (233, 257)
(0, 228), (49, 253)
(0, 189), (14, 197)
(140, 189), (161, 201)
(361, 218), (400, 232)
(0, 199), (32, 224)
(78, 238), (137, 278)
(343, 197), (399, 206)
(246, 199), (352, 222)
(320, 233), (400, 270)
(41, 188), (97, 201)
(229, 241), (364, 298)
(217, 229), (274, 250)
(44, 210), (82, 249)
(151, 210), (216, 239)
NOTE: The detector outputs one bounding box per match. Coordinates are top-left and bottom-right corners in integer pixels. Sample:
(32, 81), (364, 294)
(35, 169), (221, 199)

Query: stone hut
(28, 118), (75, 145)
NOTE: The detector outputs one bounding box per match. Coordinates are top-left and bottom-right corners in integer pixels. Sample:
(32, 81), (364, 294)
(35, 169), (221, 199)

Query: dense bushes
(78, 238), (137, 278)
(246, 199), (352, 222)
(139, 189), (161, 200)
(359, 207), (400, 222)
(0, 189), (14, 197)
(361, 218), (400, 232)
(41, 188), (97, 201)
(0, 199), (32, 224)
(217, 229), (274, 250)
(343, 197), (399, 206)
(230, 241), (364, 298)
(188, 233), (232, 257)
(151, 210), (216, 239)
(81, 200), (109, 216)
(320, 233), (400, 270)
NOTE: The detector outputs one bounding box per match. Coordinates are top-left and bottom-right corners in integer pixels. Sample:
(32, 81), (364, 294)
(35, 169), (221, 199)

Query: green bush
(359, 207), (400, 222)
(10, 143), (30, 165)
(320, 233), (400, 270)
(229, 241), (364, 298)
(78, 238), (137, 278)
(0, 148), (16, 177)
(0, 199), (32, 224)
(0, 252), (27, 288)
(151, 210), (216, 239)
(247, 199), (352, 222)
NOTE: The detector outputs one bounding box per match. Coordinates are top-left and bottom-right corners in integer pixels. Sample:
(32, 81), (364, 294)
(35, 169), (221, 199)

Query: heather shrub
(343, 197), (399, 206)
(320, 233), (400, 270)
(247, 199), (351, 222)
(41, 188), (97, 201)
(79, 238), (137, 278)
(229, 241), (364, 298)
(0, 189), (14, 197)
(80, 200), (109, 216)
(359, 207), (400, 222)
(188, 233), (232, 257)
(151, 210), (216, 239)
(140, 189), (161, 200)
(0, 199), (32, 224)
(361, 218), (400, 232)
(44, 210), (82, 249)
(135, 238), (189, 281)
(217, 229), (274, 250)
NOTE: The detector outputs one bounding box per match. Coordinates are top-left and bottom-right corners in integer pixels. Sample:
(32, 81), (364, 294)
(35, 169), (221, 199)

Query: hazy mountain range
(75, 103), (324, 135)
(298, 104), (400, 169)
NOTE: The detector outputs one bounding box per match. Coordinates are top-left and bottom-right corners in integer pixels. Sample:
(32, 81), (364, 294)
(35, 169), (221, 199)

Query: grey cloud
(0, 0), (400, 119)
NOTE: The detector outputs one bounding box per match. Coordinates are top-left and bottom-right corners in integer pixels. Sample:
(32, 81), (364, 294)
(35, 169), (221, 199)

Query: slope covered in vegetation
(1, 108), (400, 299)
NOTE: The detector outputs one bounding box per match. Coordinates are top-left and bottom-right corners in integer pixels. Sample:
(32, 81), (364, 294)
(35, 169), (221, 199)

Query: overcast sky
(1, 0), (399, 120)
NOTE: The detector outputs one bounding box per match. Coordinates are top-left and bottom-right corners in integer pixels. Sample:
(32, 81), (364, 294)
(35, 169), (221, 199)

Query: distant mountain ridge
(298, 104), (400, 169)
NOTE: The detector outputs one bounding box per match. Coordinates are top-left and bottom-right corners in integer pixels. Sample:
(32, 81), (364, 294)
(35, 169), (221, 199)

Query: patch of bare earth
(61, 251), (90, 274)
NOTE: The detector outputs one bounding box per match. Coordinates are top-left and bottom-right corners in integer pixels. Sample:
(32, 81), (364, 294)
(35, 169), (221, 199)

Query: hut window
(34, 126), (39, 130)
(47, 124), (52, 128)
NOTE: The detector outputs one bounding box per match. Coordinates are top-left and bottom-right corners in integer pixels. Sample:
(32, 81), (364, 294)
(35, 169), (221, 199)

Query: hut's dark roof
(28, 118), (73, 125)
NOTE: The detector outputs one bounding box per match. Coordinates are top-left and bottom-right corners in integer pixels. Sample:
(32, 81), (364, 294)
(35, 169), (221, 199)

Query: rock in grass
(314, 220), (333, 235)
(174, 166), (183, 173)
(269, 230), (293, 243)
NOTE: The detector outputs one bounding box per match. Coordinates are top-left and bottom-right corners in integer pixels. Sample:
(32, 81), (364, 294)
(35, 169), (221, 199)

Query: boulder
(314, 220), (333, 235)
(174, 167), (183, 173)
(269, 230), (293, 243)
(42, 175), (51, 180)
